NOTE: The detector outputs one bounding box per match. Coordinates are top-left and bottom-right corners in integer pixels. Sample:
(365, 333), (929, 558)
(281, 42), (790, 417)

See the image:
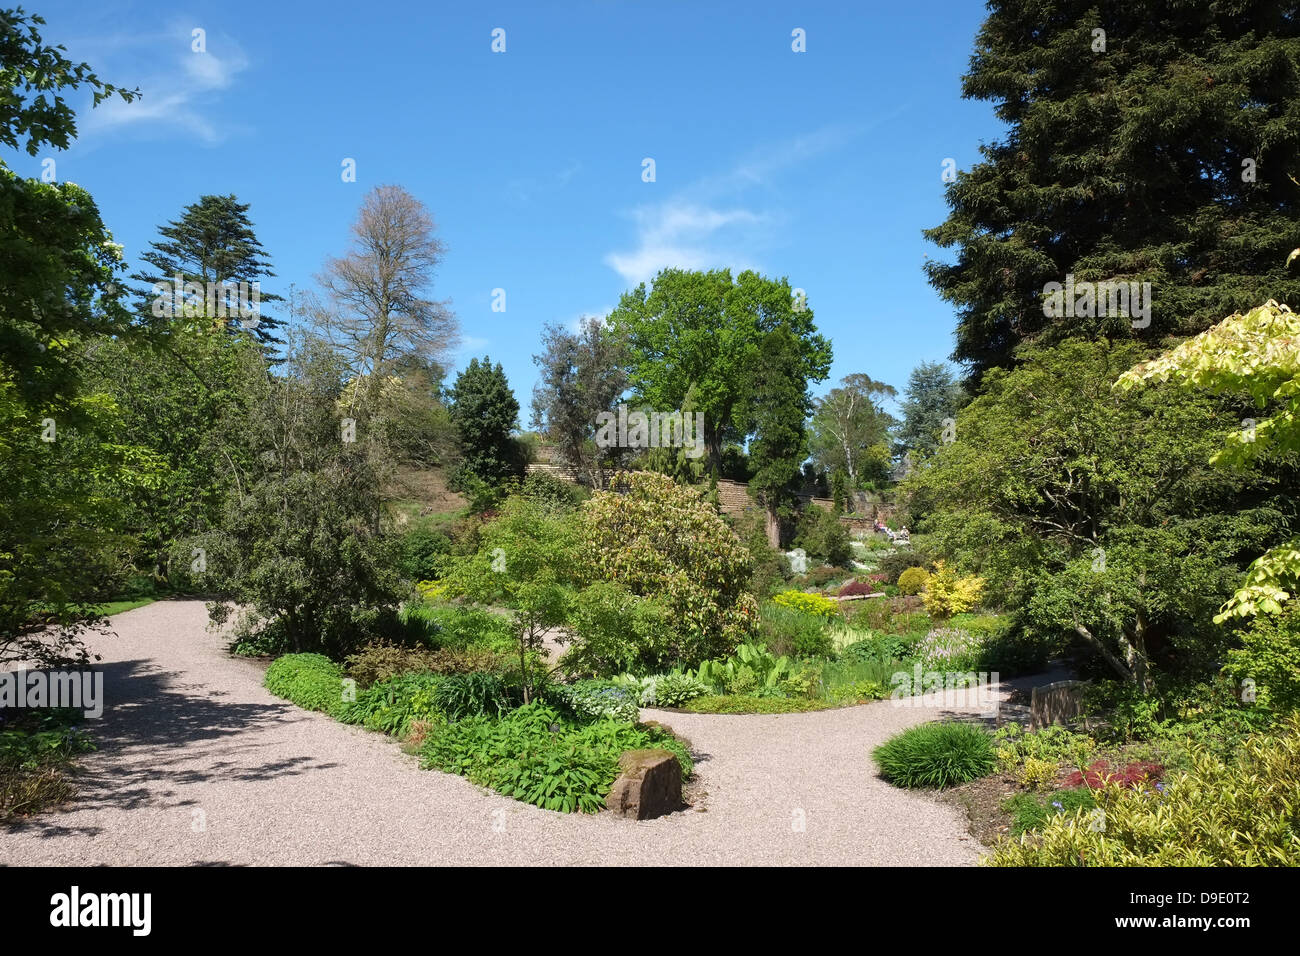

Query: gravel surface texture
(2, 600), (996, 866)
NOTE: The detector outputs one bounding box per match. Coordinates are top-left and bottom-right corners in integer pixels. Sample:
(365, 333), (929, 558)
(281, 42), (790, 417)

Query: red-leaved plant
(1064, 760), (1163, 790)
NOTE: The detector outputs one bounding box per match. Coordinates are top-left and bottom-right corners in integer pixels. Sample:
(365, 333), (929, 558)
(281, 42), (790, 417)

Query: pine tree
(926, 0), (1300, 381)
(133, 194), (285, 349)
(448, 356), (525, 490)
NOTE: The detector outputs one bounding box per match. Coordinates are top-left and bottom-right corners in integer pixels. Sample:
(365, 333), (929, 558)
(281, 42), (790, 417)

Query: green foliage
(873, 721), (996, 788)
(0, 708), (96, 821)
(562, 580), (670, 676)
(690, 643), (795, 697)
(574, 471), (758, 669)
(548, 679), (641, 723)
(992, 723), (1098, 775)
(906, 339), (1273, 686)
(897, 566), (929, 595)
(429, 672), (510, 720)
(810, 373), (897, 487)
(1120, 300), (1300, 620)
(896, 361), (964, 456)
(263, 653), (349, 718)
(1002, 789), (1096, 837)
(791, 505), (852, 567)
(339, 672), (445, 736)
(925, 3), (1300, 377)
(606, 268), (831, 474)
(441, 493), (578, 702)
(530, 318), (632, 487)
(758, 601), (835, 659)
(647, 672), (712, 708)
(771, 590), (839, 619)
(987, 715), (1300, 866)
(421, 702), (690, 813)
(401, 603), (515, 652)
(840, 634), (914, 666)
(684, 695), (835, 714)
(1225, 607), (1300, 713)
(447, 356), (527, 491)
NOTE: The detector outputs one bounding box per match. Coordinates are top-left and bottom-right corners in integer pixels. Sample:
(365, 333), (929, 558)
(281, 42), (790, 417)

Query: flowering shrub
(914, 626), (981, 670)
(772, 590), (840, 618)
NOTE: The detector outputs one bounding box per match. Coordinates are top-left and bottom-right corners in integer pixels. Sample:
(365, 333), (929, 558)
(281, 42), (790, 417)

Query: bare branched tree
(310, 185), (459, 417)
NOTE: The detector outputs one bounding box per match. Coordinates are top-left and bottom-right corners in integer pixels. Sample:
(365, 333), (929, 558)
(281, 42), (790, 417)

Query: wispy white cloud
(603, 123), (862, 285)
(604, 203), (763, 284)
(80, 25), (251, 145)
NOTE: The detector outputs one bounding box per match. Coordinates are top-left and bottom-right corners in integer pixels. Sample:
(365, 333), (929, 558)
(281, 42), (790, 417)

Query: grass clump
(873, 721), (996, 788)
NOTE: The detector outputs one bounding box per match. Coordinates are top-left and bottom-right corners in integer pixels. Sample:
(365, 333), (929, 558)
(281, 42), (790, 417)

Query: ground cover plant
(0, 708), (96, 822)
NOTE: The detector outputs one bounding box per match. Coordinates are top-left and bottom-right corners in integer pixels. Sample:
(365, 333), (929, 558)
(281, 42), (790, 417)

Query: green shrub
(1, 707), (97, 820)
(548, 679), (641, 723)
(758, 601), (835, 658)
(421, 702), (691, 813)
(339, 672), (446, 736)
(992, 722), (1097, 773)
(897, 566), (929, 595)
(987, 715), (1300, 865)
(873, 721), (996, 788)
(399, 525), (453, 581)
(877, 549), (931, 581)
(401, 603), (516, 651)
(772, 590), (840, 619)
(563, 581), (671, 676)
(651, 672), (713, 707)
(792, 505), (852, 566)
(1225, 607), (1300, 713)
(264, 653), (350, 717)
(690, 643), (795, 697)
(684, 695), (835, 714)
(576, 471), (758, 669)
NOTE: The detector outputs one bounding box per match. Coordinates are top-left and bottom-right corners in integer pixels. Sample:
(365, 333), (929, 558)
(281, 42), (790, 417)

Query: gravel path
(1, 600), (995, 866)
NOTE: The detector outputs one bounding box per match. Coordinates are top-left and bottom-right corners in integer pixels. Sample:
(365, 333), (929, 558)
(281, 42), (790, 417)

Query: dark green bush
(399, 526), (453, 581)
(873, 721), (996, 788)
(263, 653), (349, 717)
(793, 506), (853, 567)
(877, 549), (932, 582)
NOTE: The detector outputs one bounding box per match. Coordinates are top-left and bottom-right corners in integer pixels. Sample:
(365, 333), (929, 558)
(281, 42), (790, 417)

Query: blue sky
(10, 0), (1001, 416)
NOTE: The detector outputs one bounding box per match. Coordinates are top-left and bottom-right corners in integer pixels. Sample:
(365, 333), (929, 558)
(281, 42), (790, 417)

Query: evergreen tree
(132, 194), (285, 350)
(926, 0), (1300, 380)
(897, 361), (965, 456)
(448, 356), (525, 491)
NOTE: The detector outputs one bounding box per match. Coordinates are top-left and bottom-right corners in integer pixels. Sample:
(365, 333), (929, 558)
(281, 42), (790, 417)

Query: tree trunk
(765, 507), (782, 549)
